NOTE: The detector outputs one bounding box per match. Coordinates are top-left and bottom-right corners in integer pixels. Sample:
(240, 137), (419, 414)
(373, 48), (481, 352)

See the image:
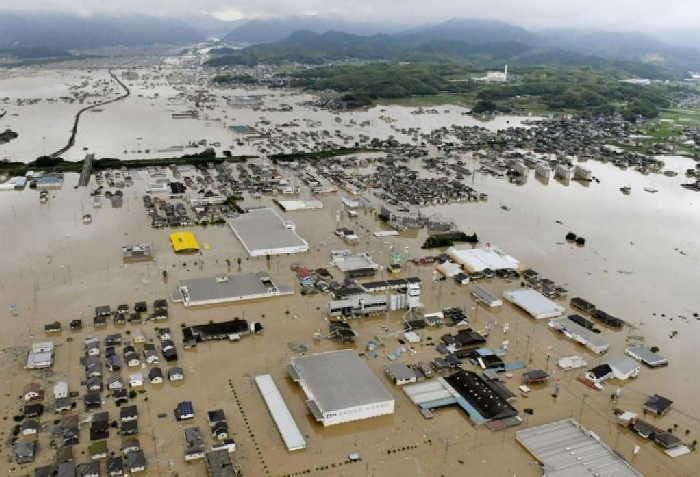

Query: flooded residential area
(2, 23), (700, 477)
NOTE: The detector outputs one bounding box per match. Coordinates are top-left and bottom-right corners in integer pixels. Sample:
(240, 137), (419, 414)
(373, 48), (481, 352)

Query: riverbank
(0, 147), (386, 177)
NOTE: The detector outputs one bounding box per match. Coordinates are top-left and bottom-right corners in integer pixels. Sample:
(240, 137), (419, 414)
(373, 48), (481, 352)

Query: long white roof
(254, 375), (306, 452)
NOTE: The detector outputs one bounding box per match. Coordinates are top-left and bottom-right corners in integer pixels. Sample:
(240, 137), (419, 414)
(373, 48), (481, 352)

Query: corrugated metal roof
(254, 375), (306, 452)
(516, 419), (643, 477)
(403, 378), (454, 406)
(549, 317), (609, 353)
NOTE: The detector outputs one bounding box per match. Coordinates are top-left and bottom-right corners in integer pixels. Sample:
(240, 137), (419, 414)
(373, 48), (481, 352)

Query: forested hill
(205, 30), (679, 80)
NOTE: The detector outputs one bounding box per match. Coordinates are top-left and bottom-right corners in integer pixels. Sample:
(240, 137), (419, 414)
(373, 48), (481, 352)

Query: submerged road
(49, 70), (130, 158)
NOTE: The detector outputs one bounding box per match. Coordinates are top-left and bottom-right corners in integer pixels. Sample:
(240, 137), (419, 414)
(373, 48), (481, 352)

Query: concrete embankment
(49, 70), (131, 158)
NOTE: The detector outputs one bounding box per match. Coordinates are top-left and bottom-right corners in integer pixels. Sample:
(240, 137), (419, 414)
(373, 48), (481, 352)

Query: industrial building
(548, 316), (610, 354)
(182, 319), (262, 348)
(228, 208), (308, 256)
(471, 285), (503, 307)
(328, 280), (422, 317)
(516, 419), (643, 477)
(503, 289), (565, 319)
(403, 371), (519, 426)
(330, 250), (380, 278)
(328, 293), (390, 317)
(359, 277), (421, 293)
(254, 374), (306, 451)
(275, 199), (323, 211)
(447, 246), (519, 272)
(169, 231), (200, 254)
(174, 272), (293, 307)
(288, 350), (395, 426)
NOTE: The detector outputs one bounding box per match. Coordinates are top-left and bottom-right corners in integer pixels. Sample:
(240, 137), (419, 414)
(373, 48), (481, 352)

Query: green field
(659, 108), (700, 126)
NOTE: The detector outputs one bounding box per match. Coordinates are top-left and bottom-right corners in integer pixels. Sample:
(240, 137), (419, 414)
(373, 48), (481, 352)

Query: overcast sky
(3, 0), (700, 31)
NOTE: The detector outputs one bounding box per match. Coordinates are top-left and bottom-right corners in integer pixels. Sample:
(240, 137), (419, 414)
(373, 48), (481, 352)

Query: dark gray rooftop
(205, 449), (239, 477)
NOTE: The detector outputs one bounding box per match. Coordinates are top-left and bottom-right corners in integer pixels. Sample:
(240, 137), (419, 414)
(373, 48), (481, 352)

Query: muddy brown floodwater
(0, 67), (699, 477)
(0, 161), (698, 477)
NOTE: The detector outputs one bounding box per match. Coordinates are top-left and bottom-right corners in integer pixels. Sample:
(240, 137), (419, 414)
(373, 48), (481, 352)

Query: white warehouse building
(227, 208), (309, 257)
(288, 350), (395, 426)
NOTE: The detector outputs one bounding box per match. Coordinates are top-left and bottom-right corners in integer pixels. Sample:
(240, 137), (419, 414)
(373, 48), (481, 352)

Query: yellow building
(170, 231), (200, 254)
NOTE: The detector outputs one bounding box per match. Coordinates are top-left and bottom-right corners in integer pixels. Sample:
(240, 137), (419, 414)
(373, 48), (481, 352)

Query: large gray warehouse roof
(289, 350), (393, 412)
(228, 208), (308, 256)
(176, 272), (292, 306)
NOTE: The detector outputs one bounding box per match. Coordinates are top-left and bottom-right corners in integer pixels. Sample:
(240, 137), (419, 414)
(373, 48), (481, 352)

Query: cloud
(2, 0), (700, 31)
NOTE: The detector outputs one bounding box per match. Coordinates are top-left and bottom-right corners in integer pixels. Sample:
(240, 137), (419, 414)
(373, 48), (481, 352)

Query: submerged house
(23, 382), (44, 402)
(54, 381), (69, 399)
(26, 342), (54, 369)
(184, 427), (206, 461)
(385, 363), (418, 386)
(175, 401), (195, 421)
(644, 394), (673, 416)
(168, 367), (185, 382)
(15, 440), (37, 464)
(148, 367), (164, 384)
(126, 449), (146, 473)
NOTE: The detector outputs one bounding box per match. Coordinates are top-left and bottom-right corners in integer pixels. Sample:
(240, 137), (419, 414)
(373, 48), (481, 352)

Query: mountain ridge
(0, 12), (204, 49)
